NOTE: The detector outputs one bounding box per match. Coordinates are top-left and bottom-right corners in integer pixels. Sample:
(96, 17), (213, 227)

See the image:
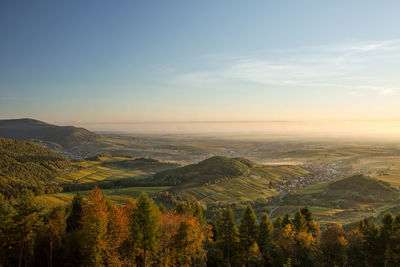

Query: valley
(3, 119), (400, 228)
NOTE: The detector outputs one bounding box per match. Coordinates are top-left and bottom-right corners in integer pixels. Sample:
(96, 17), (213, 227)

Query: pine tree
(257, 213), (274, 266)
(44, 207), (66, 267)
(217, 205), (238, 266)
(346, 229), (365, 267)
(193, 202), (205, 226)
(66, 192), (85, 232)
(0, 198), (17, 267)
(130, 193), (160, 266)
(273, 215), (283, 229)
(293, 210), (307, 233)
(239, 204), (258, 266)
(282, 214), (291, 227)
(13, 191), (43, 267)
(300, 206), (314, 232)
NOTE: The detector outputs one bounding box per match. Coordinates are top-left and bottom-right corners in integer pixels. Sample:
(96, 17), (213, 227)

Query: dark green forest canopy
(0, 138), (71, 198)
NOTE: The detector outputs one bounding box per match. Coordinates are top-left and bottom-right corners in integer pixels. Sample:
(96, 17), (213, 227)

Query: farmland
(55, 155), (179, 184)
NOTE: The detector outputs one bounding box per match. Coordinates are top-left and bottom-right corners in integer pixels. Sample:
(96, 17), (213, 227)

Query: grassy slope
(55, 156), (179, 184)
(177, 164), (308, 205)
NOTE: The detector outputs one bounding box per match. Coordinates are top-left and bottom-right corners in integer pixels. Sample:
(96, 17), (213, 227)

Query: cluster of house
(276, 162), (345, 194)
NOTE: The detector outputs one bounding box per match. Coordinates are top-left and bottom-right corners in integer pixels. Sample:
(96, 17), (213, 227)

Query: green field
(55, 155), (178, 184)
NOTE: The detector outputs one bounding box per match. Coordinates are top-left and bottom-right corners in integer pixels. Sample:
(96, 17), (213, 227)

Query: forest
(1, 186), (400, 267)
(0, 138), (70, 198)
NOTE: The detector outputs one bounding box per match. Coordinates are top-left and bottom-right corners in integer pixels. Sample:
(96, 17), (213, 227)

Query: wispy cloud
(174, 40), (400, 96)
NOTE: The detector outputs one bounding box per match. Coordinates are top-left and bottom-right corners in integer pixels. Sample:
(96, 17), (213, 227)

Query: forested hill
(153, 156), (255, 188)
(0, 118), (99, 148)
(0, 138), (71, 198)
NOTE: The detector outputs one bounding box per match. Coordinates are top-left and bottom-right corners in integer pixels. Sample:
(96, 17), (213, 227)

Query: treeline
(0, 138), (70, 198)
(0, 187), (208, 267)
(2, 188), (400, 266)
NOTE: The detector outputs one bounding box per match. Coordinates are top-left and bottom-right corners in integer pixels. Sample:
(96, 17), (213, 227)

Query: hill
(153, 156), (254, 189)
(0, 138), (71, 198)
(0, 118), (99, 148)
(325, 174), (399, 202)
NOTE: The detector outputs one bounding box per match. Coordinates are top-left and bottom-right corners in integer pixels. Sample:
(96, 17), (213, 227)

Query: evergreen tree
(346, 229), (365, 267)
(257, 213), (274, 266)
(282, 214), (291, 227)
(130, 193), (160, 266)
(217, 205), (238, 266)
(66, 192), (84, 232)
(239, 204), (258, 266)
(44, 207), (66, 267)
(293, 210), (307, 233)
(13, 191), (43, 267)
(0, 199), (17, 267)
(273, 215), (283, 229)
(360, 220), (382, 266)
(193, 202), (205, 226)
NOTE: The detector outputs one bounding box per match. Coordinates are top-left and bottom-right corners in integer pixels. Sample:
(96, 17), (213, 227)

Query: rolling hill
(0, 137), (71, 198)
(153, 156), (254, 188)
(325, 174), (400, 202)
(0, 118), (99, 148)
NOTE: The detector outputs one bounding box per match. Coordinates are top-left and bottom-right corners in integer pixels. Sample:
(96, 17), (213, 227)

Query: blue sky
(1, 1), (400, 126)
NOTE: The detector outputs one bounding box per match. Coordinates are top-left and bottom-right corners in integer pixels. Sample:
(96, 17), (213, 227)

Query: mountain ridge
(0, 118), (99, 148)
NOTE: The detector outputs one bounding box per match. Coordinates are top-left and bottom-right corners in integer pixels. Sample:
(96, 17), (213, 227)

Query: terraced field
(179, 165), (309, 205)
(55, 156), (178, 184)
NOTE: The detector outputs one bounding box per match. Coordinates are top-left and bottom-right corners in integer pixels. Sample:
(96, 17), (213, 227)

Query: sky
(1, 1), (400, 131)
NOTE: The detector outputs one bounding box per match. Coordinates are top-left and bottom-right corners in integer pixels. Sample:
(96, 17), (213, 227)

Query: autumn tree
(79, 186), (109, 266)
(175, 217), (207, 266)
(105, 205), (129, 266)
(319, 225), (348, 267)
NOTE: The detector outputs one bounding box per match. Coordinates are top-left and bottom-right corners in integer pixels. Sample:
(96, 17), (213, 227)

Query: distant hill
(0, 137), (71, 198)
(325, 174), (400, 202)
(0, 118), (99, 148)
(153, 156), (254, 188)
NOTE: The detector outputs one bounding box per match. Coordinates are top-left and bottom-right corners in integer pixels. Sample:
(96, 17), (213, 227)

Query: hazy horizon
(2, 1), (400, 134)
(66, 120), (400, 139)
